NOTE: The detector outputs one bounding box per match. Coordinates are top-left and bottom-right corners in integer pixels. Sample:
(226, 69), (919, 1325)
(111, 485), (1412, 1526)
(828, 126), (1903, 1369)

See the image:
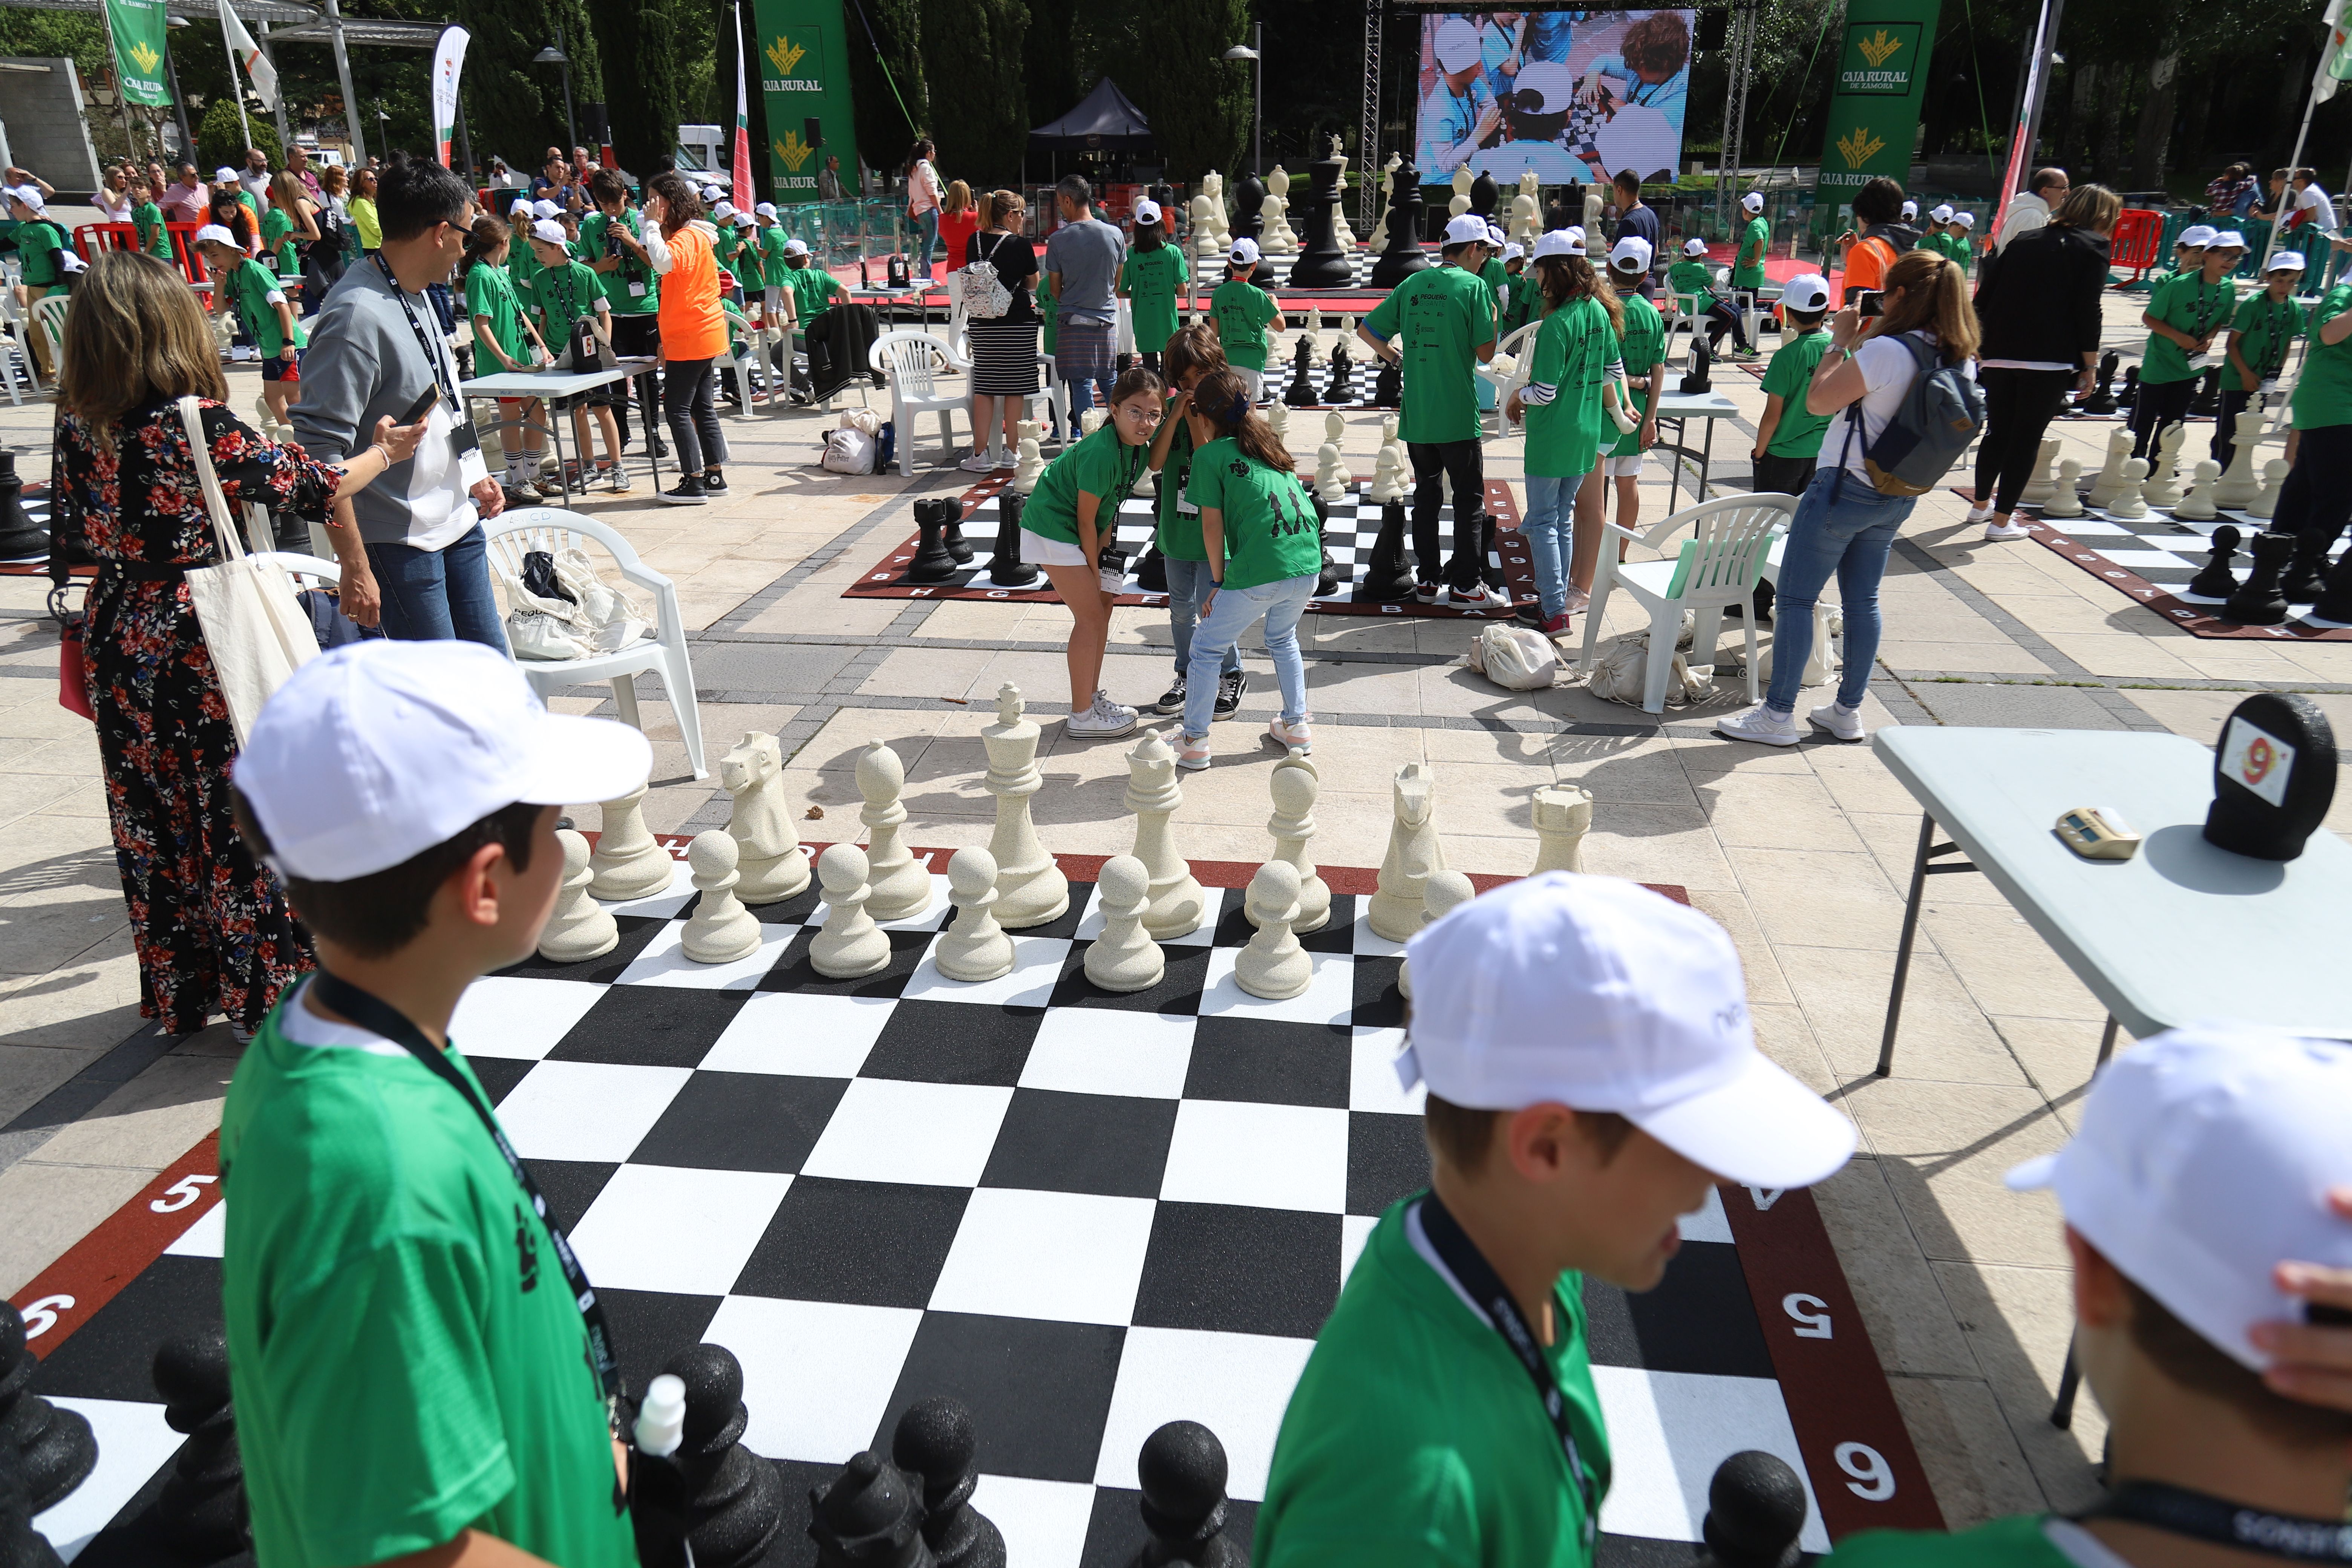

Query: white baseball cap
(1741, 192), (1763, 214)
(1400, 874), (1858, 1188)
(533, 198), (562, 219)
(1954, 211), (1976, 228)
(9, 187), (44, 214)
(1502, 241), (1524, 261)
(511, 197), (534, 217)
(1929, 203), (1954, 222)
(1529, 229), (1577, 262)
(2267, 250), (2309, 273)
(1434, 16), (1484, 74)
(2208, 229), (2248, 250)
(713, 201), (735, 220)
(2006, 1023), (2352, 1372)
(1781, 272), (1832, 312)
(1134, 198), (1162, 226)
(783, 236), (809, 256)
(235, 640), (651, 884)
(531, 218), (568, 245)
(1229, 236), (1262, 265)
(1683, 236), (1709, 257)
(1900, 199), (1918, 219)
(193, 223), (238, 250)
(1564, 225), (1586, 247)
(1442, 213), (1490, 247)
(214, 167), (239, 184)
(1609, 234), (1654, 271)
(1486, 222), (1507, 247)
(755, 202), (778, 219)
(2178, 224), (2218, 248)
(732, 211), (756, 227)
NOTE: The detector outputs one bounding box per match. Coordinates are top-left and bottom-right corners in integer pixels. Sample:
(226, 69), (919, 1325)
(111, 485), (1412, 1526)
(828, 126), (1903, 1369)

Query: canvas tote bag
(176, 395), (316, 743)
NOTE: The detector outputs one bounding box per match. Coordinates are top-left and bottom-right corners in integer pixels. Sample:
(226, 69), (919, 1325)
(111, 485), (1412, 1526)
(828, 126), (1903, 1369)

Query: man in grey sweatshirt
(292, 158), (510, 648)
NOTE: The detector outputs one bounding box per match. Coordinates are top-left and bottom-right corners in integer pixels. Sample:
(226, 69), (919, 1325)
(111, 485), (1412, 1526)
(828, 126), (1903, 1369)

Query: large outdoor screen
(1414, 9), (1696, 187)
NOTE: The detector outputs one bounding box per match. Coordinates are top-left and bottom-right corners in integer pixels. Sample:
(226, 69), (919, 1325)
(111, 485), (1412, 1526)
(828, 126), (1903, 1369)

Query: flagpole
(731, 0), (752, 210)
(222, 7), (252, 155)
(2262, 64), (2325, 277)
(96, 0), (141, 160)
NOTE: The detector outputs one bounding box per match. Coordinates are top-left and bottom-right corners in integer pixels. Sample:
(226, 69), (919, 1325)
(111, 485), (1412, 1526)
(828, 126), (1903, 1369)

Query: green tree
(1133, 0), (1247, 181)
(847, 0), (928, 165)
(919, 0), (1027, 187)
(587, 0), (681, 173)
(1023, 0), (1080, 125)
(198, 96), (280, 173)
(452, 0), (603, 169)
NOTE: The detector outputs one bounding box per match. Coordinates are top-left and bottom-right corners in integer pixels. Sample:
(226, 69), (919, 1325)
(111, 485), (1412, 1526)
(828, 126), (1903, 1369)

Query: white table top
(460, 357), (656, 398)
(1653, 390), (1743, 419)
(1872, 725), (2352, 1040)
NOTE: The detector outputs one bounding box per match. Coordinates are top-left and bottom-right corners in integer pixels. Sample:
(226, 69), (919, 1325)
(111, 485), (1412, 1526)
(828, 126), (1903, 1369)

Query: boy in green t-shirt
(528, 221), (629, 495)
(1257, 872), (1857, 1568)
(462, 227), (554, 505)
(1208, 237), (1284, 399)
(777, 236), (845, 328)
(580, 172), (660, 447)
(197, 225), (306, 426)
(2217, 250), (2305, 470)
(1591, 237), (1666, 574)
(1668, 237), (1754, 361)
(224, 639), (651, 1568)
(2275, 270), (2352, 606)
(1749, 273), (1835, 497)
(2132, 228), (2241, 461)
(1819, 1022), (2352, 1568)
(1732, 191), (1770, 294)
(751, 201), (797, 358)
(1118, 198), (1187, 371)
(130, 173), (173, 262)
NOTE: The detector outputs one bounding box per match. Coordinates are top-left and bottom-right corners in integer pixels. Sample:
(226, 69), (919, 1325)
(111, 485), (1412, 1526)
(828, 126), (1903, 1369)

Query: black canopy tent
(1029, 78), (1153, 152)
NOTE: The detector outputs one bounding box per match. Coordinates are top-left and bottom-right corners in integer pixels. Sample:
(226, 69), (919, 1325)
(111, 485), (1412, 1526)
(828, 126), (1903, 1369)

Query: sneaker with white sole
(959, 451), (997, 472)
(1265, 715), (1314, 753)
(606, 467), (632, 493)
(1213, 670), (1246, 719)
(1174, 732), (1213, 770)
(1065, 694), (1138, 738)
(1414, 582), (1443, 605)
(1808, 701), (1867, 741)
(658, 479), (708, 506)
(1562, 586), (1591, 615)
(1715, 703), (1803, 746)
(1964, 502), (1995, 525)
(1152, 675), (1187, 715)
(1449, 582), (1510, 612)
(1983, 515), (2033, 541)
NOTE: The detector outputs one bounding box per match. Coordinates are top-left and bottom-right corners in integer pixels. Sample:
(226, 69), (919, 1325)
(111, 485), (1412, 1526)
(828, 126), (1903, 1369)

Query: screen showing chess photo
(1415, 8), (1695, 188)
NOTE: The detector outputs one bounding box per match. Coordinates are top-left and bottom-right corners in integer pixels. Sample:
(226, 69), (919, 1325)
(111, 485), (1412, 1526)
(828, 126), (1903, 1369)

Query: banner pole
(222, 9), (251, 157)
(97, 0), (139, 159)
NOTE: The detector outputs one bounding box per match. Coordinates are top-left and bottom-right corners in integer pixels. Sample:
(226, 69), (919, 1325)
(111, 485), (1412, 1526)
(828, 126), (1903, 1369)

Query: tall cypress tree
(1133, 0), (1248, 181)
(587, 0), (682, 174)
(919, 0), (1027, 188)
(847, 0), (928, 170)
(1022, 0), (1079, 124)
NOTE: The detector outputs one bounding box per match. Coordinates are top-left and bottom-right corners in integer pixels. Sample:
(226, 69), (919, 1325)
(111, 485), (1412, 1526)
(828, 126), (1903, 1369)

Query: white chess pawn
(1124, 731), (1205, 939)
(1396, 869), (1476, 1001)
(2084, 427), (2133, 511)
(590, 782), (674, 900)
(2174, 459), (2221, 522)
(538, 829), (619, 962)
(2250, 458), (2289, 520)
(1449, 165), (1473, 219)
(1531, 786), (1593, 875)
(1262, 761), (1332, 934)
(2041, 458), (2085, 519)
(1012, 420), (1046, 493)
(1367, 442), (1406, 504)
(1084, 855), (1164, 992)
(1233, 861), (1311, 1000)
(934, 846), (1014, 982)
(810, 843), (893, 978)
(858, 740), (930, 922)
(2106, 457), (2151, 521)
(682, 830), (762, 963)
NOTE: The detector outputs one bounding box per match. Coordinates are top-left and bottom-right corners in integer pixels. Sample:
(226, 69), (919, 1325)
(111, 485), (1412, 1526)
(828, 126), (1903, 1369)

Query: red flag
(732, 2), (755, 207)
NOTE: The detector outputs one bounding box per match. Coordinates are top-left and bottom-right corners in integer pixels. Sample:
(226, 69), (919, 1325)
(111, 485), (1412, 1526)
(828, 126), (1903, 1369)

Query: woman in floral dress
(51, 251), (423, 1036)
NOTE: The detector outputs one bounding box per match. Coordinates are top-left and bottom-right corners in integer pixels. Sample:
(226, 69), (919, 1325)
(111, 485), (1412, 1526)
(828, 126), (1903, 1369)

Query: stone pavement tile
(1876, 639), (2058, 675)
(1837, 1076), (2072, 1269)
(1805, 747), (1928, 818)
(794, 706), (952, 771)
(2122, 684), (2352, 742)
(1105, 606), (1171, 652)
(1669, 732), (1816, 775)
(1279, 723), (1426, 775)
(0, 695), (105, 743)
(1304, 662), (1424, 716)
(1551, 737), (1697, 805)
(0, 887), (128, 976)
(906, 600), (1009, 640)
(1901, 681), (2135, 731)
(0, 813), (118, 906)
(1932, 1260), (2105, 1513)
(858, 646), (994, 701)
(1989, 1016), (2108, 1131)
(1812, 1155), (1979, 1379)
(689, 641), (860, 697)
(1888, 1374), (2056, 1528)
(1722, 845), (1907, 950)
(2277, 639), (2352, 683)
(0, 771), (84, 828)
(1572, 804), (1739, 891)
(1305, 616), (1421, 656)
(32, 780), (111, 819)
(640, 783), (722, 835)
(1746, 998), (1829, 1090)
(0, 928), (141, 1051)
(0, 737), (100, 776)
(1844, 811), (2014, 908)
(1433, 831), (1562, 878)
(2034, 634), (2203, 680)
(0, 1043), (105, 1124)
(1944, 562), (2089, 600)
(1681, 889), (1796, 1008)
(1406, 763), (1546, 838)
(28, 1051), (233, 1169)
(1689, 770), (1869, 853)
(2170, 643), (2330, 683)
(737, 587), (908, 638)
(0, 1159), (158, 1297)
(1918, 905), (2107, 1022)
(1778, 943), (2029, 1087)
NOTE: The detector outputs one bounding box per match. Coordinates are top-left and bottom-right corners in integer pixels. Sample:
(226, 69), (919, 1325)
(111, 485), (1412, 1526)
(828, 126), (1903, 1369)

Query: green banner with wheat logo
(103, 0), (173, 108)
(1811, 0), (1940, 212)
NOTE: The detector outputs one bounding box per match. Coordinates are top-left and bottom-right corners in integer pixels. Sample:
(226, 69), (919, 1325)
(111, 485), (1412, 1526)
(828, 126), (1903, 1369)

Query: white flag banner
(220, 1), (276, 111)
(431, 26), (470, 169)
(2319, 0), (2352, 102)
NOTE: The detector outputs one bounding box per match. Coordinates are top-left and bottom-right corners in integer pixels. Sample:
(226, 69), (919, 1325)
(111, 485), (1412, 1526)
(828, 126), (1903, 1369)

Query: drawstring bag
(822, 407), (885, 475)
(1462, 623), (1560, 691)
(176, 395), (317, 743)
(1582, 631), (1710, 708)
(953, 232), (1015, 320)
(498, 546), (649, 662)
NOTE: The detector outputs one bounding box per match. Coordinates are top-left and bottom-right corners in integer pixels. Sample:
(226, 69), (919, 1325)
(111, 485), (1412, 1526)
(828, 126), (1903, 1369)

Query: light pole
(374, 98), (390, 159)
(534, 28), (579, 157)
(164, 15), (195, 166)
(1221, 27), (1261, 177)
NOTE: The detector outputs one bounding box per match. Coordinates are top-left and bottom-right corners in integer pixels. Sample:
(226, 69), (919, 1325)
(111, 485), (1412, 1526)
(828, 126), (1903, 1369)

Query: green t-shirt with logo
(1735, 214), (1770, 287)
(134, 200), (172, 260)
(260, 205), (296, 277)
(1761, 328), (1835, 458)
(2232, 290), (2307, 383)
(1185, 435), (1324, 591)
(1363, 264), (1497, 445)
(1667, 257), (1718, 314)
(759, 225), (793, 291)
(506, 234), (543, 305)
(1524, 296), (1621, 479)
(1607, 292), (1666, 459)
(220, 986), (639, 1568)
(1024, 421), (1147, 547)
(578, 208), (658, 315)
(464, 260), (530, 365)
(1122, 245), (1187, 357)
(1211, 277), (1278, 371)
(1256, 1197), (1610, 1568)
(2295, 283), (2352, 429)
(780, 262), (845, 325)
(12, 219), (67, 291)
(1154, 401), (1208, 560)
(1479, 256), (1510, 323)
(533, 258), (609, 346)
(2142, 268), (2236, 385)
(230, 259), (305, 356)
(1821, 1514), (2076, 1568)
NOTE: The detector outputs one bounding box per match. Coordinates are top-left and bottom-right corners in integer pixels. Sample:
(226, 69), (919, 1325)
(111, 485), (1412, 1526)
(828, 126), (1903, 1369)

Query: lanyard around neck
(2078, 1481), (2352, 1562)
(376, 253), (460, 405)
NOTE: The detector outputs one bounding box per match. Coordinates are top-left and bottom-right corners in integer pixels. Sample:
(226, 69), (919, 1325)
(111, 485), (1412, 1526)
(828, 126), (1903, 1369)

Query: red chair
(2109, 209), (2163, 283)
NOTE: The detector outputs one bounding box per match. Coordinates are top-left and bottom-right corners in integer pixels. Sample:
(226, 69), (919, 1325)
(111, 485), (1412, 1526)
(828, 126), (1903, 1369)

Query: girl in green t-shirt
(1208, 240), (1285, 398)
(1022, 364), (1166, 737)
(528, 226), (629, 495)
(1143, 324), (1244, 718)
(1505, 236), (1631, 632)
(2132, 234), (2242, 462)
(1173, 366), (1325, 769)
(461, 218), (554, 502)
(1118, 201), (1187, 372)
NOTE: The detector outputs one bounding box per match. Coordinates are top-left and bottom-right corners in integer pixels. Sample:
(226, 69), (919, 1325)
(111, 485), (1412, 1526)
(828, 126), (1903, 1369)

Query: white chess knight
(810, 843), (892, 978)
(1330, 147), (1358, 249)
(1200, 170), (1230, 243)
(681, 830), (763, 964)
(2214, 409), (2265, 508)
(2143, 423), (2189, 510)
(588, 782), (673, 900)
(2018, 439), (2062, 507)
(723, 731), (810, 904)
(2107, 457), (2151, 520)
(538, 829), (619, 962)
(2250, 458), (2289, 520)
(935, 846), (1014, 982)
(2174, 459), (2221, 522)
(1124, 731), (1206, 939)
(2042, 458), (2085, 519)
(1084, 854), (1165, 992)
(1368, 763), (1445, 941)
(1012, 420), (1046, 494)
(1508, 168), (1541, 245)
(983, 683), (1069, 928)
(2085, 427), (2133, 511)
(1366, 153), (1401, 251)
(857, 740), (930, 922)
(1233, 861), (1312, 1000)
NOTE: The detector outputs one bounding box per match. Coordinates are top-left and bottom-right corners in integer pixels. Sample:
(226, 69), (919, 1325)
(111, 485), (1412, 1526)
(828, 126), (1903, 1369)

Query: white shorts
(1020, 527), (1089, 567)
(1599, 452), (1645, 478)
(1236, 367), (1265, 402)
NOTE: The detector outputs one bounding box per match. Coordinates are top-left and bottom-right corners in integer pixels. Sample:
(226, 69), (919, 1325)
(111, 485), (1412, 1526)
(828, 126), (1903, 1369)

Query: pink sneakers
(1265, 715), (1314, 753)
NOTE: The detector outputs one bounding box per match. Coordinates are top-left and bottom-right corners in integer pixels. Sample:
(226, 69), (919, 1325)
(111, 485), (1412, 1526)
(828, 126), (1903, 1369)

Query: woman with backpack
(958, 189), (1040, 472)
(1717, 248), (1979, 748)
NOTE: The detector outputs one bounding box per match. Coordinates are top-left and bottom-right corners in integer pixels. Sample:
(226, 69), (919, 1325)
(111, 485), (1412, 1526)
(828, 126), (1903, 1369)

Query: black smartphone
(397, 384), (440, 426)
(1854, 289), (1884, 318)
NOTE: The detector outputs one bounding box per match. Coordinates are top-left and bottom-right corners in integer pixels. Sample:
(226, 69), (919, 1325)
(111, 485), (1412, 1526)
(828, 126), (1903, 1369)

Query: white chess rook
(2215, 409), (2265, 508)
(1262, 760), (1332, 934)
(1531, 786), (1594, 875)
(1084, 855), (1165, 992)
(1396, 868), (1476, 1001)
(1124, 732), (1206, 939)
(539, 829), (619, 962)
(1234, 861), (1312, 1000)
(810, 843), (893, 978)
(723, 731), (811, 904)
(858, 740), (931, 922)
(984, 684), (1070, 928)
(2042, 458), (2084, 519)
(935, 846), (1015, 982)
(1367, 763), (1445, 941)
(589, 783), (675, 900)
(682, 830), (763, 964)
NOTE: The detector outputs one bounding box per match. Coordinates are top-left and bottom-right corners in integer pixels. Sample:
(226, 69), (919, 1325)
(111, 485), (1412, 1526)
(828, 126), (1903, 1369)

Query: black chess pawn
(939, 496), (974, 564)
(891, 1398), (1005, 1568)
(1694, 1451), (1807, 1568)
(0, 1456), (62, 1568)
(1325, 338), (1355, 404)
(660, 1344), (787, 1568)
(989, 493), (1039, 587)
(2189, 364), (2223, 416)
(1369, 157), (1430, 289)
(2203, 692), (2338, 861)
(1135, 544), (1169, 593)
(0, 453), (43, 563)
(2079, 349), (2120, 415)
(809, 1450), (933, 1568)
(1284, 150), (1354, 289)
(2184, 523), (2242, 600)
(1282, 337), (1319, 408)
(2117, 364), (2140, 410)
(905, 501), (961, 584)
(2222, 530), (2295, 626)
(153, 1326), (249, 1560)
(1231, 173), (1267, 247)
(1679, 332), (1712, 395)
(0, 1302), (95, 1515)
(1130, 1420), (1245, 1568)
(1468, 171), (1499, 223)
(1361, 499), (1418, 601)
(1370, 354), (1401, 409)
(1311, 496), (1340, 597)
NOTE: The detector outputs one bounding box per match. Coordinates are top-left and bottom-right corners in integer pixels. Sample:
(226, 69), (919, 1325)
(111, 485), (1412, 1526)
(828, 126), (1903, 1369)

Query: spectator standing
(292, 157), (511, 646)
(215, 167), (260, 243)
(348, 166), (382, 256)
(162, 162), (208, 224)
(1749, 273), (1836, 497)
(50, 251), (420, 1036)
(1836, 176), (1907, 303)
(1968, 183), (2116, 539)
(1717, 249), (1978, 747)
(958, 188), (1040, 472)
(2271, 263), (2352, 606)
(818, 154), (845, 201)
(286, 143), (320, 200)
(580, 169), (663, 455)
(1732, 190), (1769, 299)
(1357, 214), (1504, 609)
(1608, 171), (1659, 295)
(1044, 175), (1125, 418)
(460, 217), (555, 507)
(314, 163), (354, 279)
(644, 170), (729, 504)
(240, 147), (273, 215)
(263, 170), (321, 302)
(93, 165), (132, 222)
(905, 138), (944, 277)
(937, 181), (978, 283)
(530, 220), (629, 493)
(1994, 166), (2067, 252)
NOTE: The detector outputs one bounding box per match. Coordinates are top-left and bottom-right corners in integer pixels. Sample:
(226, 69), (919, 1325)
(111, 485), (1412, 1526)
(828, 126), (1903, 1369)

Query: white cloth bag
(176, 395), (316, 743)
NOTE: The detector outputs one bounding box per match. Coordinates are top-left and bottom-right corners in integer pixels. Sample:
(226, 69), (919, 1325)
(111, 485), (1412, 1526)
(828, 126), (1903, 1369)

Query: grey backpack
(1840, 332), (1984, 497)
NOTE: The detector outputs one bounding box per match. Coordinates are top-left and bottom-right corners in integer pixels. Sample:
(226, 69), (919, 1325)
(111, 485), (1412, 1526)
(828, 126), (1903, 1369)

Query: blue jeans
(1064, 371), (1118, 418)
(1163, 556), (1242, 678)
(1522, 473), (1578, 621)
(1182, 574), (1315, 737)
(1764, 469), (1910, 713)
(366, 523), (509, 652)
(912, 209), (939, 275)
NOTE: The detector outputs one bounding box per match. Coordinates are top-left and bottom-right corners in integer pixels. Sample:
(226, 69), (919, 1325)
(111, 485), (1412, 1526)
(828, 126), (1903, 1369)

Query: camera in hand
(1854, 289), (1884, 318)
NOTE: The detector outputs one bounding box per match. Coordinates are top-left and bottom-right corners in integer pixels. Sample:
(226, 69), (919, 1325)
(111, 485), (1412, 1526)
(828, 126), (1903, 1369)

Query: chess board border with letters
(18, 844), (1945, 1565)
(844, 477), (1539, 619)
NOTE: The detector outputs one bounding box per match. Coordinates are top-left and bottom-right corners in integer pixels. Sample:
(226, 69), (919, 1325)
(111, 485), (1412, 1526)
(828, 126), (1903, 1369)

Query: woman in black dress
(51, 250), (423, 1036)
(960, 188), (1041, 472)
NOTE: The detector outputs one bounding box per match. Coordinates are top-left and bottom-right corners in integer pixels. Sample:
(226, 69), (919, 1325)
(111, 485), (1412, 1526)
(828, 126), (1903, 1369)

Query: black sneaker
(1213, 670), (1245, 720)
(1414, 581), (1442, 605)
(1152, 676), (1187, 715)
(659, 479), (708, 506)
(703, 470), (729, 495)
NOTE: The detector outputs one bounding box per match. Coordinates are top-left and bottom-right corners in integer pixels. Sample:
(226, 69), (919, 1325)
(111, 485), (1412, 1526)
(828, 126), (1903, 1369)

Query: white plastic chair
(1476, 322), (1541, 438)
(1578, 493), (1796, 714)
(0, 291), (32, 404)
(31, 294), (68, 389)
(251, 550), (340, 586)
(868, 328), (971, 474)
(1029, 354), (1071, 446)
(484, 508), (709, 780)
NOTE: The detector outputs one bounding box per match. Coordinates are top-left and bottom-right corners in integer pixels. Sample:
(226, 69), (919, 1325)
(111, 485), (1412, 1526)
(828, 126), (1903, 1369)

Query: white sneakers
(1450, 582), (1511, 612)
(1265, 715), (1314, 753)
(1808, 701), (1866, 741)
(1714, 703), (1803, 746)
(959, 450), (997, 473)
(1983, 513), (2033, 541)
(1065, 691), (1138, 738)
(1964, 502), (1995, 525)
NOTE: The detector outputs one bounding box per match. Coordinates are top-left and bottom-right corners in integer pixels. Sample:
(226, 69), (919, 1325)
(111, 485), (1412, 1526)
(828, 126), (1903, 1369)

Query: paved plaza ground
(5, 281), (2347, 1533)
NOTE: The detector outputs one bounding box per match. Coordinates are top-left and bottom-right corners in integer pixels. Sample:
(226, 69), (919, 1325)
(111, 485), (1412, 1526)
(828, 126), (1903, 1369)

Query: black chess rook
(0, 1302), (95, 1515)
(1694, 1451), (1808, 1568)
(890, 1397), (1005, 1568)
(2184, 524), (2242, 600)
(1130, 1420), (1245, 1568)
(810, 1451), (934, 1568)
(905, 501), (962, 584)
(151, 1326), (250, 1562)
(2222, 531), (2295, 626)
(988, 493), (1040, 588)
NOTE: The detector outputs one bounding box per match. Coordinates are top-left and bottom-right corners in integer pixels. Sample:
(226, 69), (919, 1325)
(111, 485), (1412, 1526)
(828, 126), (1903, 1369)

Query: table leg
(1878, 813), (1936, 1078)
(550, 405), (573, 505)
(1699, 416), (1715, 500)
(2050, 1336), (2082, 1428)
(2096, 1013), (2121, 1067)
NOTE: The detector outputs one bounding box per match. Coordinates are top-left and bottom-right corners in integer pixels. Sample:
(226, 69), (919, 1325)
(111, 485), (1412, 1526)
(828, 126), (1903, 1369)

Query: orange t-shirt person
(1841, 232), (1898, 304)
(654, 211), (727, 361)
